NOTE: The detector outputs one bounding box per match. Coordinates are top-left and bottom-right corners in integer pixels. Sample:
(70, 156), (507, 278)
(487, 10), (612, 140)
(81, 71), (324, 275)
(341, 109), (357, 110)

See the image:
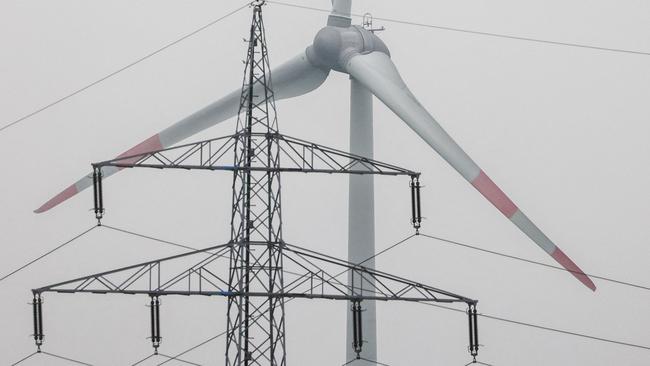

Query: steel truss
(33, 241), (474, 304)
(31, 3), (480, 365)
(91, 132), (417, 176)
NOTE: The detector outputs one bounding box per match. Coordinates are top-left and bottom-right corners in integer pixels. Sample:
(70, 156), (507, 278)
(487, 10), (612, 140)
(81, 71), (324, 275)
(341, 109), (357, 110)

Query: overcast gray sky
(1, 0), (649, 365)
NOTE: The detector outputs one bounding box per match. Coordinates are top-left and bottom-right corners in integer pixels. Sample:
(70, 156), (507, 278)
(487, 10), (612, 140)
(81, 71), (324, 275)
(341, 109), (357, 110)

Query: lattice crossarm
(33, 243), (232, 295)
(95, 135), (238, 170)
(281, 244), (476, 304)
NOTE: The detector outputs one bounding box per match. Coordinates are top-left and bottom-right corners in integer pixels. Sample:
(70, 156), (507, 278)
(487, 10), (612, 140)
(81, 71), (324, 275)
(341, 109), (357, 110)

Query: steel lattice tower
(227, 3), (286, 365)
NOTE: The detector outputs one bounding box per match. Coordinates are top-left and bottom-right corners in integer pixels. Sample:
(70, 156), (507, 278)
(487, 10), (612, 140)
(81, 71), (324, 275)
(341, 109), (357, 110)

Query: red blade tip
(551, 247), (596, 291)
(34, 184), (79, 213)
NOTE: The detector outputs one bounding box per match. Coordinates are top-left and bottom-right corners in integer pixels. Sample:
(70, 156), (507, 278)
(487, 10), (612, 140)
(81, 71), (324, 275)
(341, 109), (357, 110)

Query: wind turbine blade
(35, 51), (329, 213)
(345, 52), (596, 291)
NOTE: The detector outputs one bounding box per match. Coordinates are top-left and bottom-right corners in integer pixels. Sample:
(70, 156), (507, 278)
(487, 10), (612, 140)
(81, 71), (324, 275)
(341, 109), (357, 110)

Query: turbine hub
(306, 25), (390, 72)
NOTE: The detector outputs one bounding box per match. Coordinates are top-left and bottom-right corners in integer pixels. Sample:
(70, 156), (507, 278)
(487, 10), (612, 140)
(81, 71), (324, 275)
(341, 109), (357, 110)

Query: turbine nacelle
(307, 25), (389, 72)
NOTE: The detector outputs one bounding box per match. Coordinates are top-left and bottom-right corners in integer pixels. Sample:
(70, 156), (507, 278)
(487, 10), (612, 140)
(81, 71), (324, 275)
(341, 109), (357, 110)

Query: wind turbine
(35, 0), (596, 363)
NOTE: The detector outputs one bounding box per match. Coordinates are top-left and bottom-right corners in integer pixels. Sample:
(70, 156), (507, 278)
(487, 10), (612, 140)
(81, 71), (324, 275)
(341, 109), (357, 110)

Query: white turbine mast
(35, 0), (596, 363)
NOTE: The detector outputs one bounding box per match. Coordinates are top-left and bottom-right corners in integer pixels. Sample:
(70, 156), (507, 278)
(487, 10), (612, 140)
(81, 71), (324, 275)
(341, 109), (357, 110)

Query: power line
(419, 233), (650, 291)
(419, 301), (650, 351)
(310, 238), (650, 351)
(102, 223), (313, 280)
(131, 352), (202, 366)
(118, 228), (649, 366)
(104, 225), (425, 319)
(130, 353), (157, 366)
(283, 233), (417, 292)
(102, 224), (207, 252)
(0, 3), (249, 134)
(347, 233), (650, 352)
(156, 353), (202, 366)
(0, 223), (219, 288)
(465, 361), (494, 366)
(357, 233), (417, 266)
(10, 223), (646, 360)
(343, 357), (393, 366)
(268, 1), (650, 57)
(3, 2), (644, 136)
(145, 229), (650, 353)
(40, 351), (95, 366)
(154, 332), (227, 366)
(4, 1), (646, 138)
(480, 312), (650, 351)
(0, 225), (97, 284)
(10, 351), (38, 366)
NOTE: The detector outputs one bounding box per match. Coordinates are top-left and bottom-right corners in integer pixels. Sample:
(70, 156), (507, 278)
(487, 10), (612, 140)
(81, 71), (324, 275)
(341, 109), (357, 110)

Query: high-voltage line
(419, 233), (650, 291)
(4, 1), (646, 134)
(0, 225), (97, 283)
(0, 3), (249, 134)
(268, 0), (650, 56)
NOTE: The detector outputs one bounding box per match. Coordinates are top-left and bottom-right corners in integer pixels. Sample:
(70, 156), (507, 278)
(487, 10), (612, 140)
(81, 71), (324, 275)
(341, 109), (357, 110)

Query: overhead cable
(353, 232), (650, 352)
(39, 351), (95, 366)
(103, 224), (205, 252)
(0, 225), (97, 283)
(420, 302), (650, 351)
(419, 233), (650, 291)
(464, 361), (495, 366)
(343, 357), (393, 366)
(99, 226), (650, 353)
(156, 353), (202, 366)
(0, 3), (249, 134)
(268, 1), (650, 57)
(119, 228), (650, 365)
(4, 1), (646, 137)
(130, 353), (157, 366)
(10, 351), (38, 366)
(11, 351), (95, 366)
(102, 223), (307, 279)
(479, 311), (650, 351)
(357, 233), (417, 266)
(131, 352), (202, 366)
(363, 358), (393, 366)
(154, 332), (227, 366)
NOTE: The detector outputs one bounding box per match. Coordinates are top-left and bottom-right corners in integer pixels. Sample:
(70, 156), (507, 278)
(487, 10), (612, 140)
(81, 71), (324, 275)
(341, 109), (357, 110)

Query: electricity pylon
(226, 4), (286, 364)
(30, 3), (481, 365)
